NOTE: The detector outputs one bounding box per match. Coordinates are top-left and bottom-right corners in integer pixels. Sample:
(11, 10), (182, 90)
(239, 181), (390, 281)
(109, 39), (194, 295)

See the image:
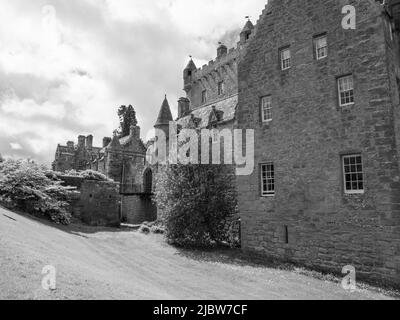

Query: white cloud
(0, 0), (267, 165)
(10, 143), (23, 150)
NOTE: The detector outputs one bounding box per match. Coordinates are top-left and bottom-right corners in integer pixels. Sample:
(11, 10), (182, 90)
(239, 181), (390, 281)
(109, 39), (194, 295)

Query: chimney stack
(178, 97), (190, 118)
(86, 135), (93, 149)
(78, 135), (86, 148)
(130, 125), (141, 139)
(217, 43), (228, 58)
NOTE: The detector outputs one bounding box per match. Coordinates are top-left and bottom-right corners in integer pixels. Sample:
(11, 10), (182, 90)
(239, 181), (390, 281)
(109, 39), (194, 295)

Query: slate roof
(241, 20), (254, 33)
(177, 94), (238, 129)
(155, 96), (173, 127)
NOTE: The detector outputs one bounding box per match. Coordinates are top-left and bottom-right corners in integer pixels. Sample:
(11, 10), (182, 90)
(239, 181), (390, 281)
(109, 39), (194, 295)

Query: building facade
(237, 0), (400, 286)
(53, 124), (147, 194)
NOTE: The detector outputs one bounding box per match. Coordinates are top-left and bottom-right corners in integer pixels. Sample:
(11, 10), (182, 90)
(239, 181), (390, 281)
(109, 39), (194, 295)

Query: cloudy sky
(0, 0), (267, 165)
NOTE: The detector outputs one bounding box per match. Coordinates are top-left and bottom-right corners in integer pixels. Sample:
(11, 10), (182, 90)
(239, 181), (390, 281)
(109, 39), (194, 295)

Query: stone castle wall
(237, 0), (400, 286)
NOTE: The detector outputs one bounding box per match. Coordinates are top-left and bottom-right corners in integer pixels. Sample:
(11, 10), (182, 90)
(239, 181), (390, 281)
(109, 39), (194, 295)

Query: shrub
(154, 164), (237, 248)
(61, 169), (111, 182)
(0, 159), (72, 225)
(139, 224), (151, 234)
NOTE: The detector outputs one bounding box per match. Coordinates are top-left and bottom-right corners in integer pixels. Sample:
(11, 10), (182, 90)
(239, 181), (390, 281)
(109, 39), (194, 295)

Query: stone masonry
(237, 0), (400, 287)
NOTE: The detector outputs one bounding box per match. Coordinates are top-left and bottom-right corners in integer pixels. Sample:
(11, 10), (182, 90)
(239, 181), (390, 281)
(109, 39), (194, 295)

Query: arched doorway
(143, 168), (153, 194)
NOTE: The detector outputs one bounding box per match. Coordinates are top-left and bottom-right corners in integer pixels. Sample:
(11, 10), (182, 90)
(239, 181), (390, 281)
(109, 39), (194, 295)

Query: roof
(155, 96), (173, 127)
(177, 95), (238, 129)
(185, 59), (197, 71)
(241, 20), (254, 34)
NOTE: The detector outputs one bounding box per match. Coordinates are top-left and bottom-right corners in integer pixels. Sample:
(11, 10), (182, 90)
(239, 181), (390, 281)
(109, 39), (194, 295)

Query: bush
(154, 164), (237, 248)
(60, 169), (111, 182)
(0, 159), (72, 225)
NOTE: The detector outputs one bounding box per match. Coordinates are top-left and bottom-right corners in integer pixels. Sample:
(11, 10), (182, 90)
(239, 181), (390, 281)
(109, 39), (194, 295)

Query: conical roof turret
(154, 95), (173, 128)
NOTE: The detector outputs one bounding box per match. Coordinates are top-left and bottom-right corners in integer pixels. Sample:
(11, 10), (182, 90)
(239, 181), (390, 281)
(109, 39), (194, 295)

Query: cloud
(0, 0), (267, 165)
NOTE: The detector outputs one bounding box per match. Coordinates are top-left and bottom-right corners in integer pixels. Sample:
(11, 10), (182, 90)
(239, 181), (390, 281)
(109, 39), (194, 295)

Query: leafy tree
(0, 154), (4, 163)
(118, 105), (138, 137)
(154, 164), (237, 248)
(0, 159), (73, 225)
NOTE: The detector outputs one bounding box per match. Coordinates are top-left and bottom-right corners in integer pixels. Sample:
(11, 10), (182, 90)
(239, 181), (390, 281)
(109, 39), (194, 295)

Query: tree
(118, 105), (138, 137)
(0, 154), (4, 163)
(0, 159), (72, 225)
(154, 163), (237, 248)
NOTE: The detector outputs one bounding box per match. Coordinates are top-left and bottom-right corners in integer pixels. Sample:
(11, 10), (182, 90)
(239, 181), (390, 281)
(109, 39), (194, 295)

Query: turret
(240, 19), (254, 44)
(154, 95), (173, 139)
(184, 58), (197, 93)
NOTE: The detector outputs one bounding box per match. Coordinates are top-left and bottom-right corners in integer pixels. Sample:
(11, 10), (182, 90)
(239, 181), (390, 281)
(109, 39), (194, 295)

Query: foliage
(118, 105), (138, 138)
(0, 159), (72, 225)
(60, 169), (111, 182)
(154, 164), (237, 248)
(0, 154), (4, 163)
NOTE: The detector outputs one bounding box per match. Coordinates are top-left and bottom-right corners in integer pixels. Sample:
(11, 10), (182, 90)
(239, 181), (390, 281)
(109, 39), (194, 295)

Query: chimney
(86, 135), (93, 149)
(178, 97), (190, 118)
(67, 141), (74, 149)
(78, 135), (86, 148)
(130, 125), (141, 139)
(217, 43), (228, 58)
(103, 137), (112, 148)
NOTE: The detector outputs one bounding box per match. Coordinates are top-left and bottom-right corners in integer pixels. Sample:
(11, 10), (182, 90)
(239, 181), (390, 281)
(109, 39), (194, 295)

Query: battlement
(188, 2), (272, 82)
(191, 46), (240, 81)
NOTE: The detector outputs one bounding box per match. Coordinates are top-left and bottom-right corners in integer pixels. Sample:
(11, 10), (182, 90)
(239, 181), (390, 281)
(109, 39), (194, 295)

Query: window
(218, 81), (224, 96)
(280, 47), (291, 70)
(261, 96), (272, 123)
(343, 154), (364, 194)
(261, 163), (275, 196)
(202, 90), (207, 104)
(314, 35), (328, 60)
(338, 75), (354, 106)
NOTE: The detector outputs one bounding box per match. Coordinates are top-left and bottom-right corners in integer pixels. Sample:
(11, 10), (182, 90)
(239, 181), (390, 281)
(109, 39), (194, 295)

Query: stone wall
(237, 0), (400, 287)
(77, 180), (120, 227)
(121, 194), (157, 224)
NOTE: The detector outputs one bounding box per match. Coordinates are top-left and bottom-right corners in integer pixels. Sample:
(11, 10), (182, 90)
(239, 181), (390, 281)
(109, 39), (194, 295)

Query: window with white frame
(343, 154), (364, 194)
(280, 47), (291, 70)
(261, 96), (272, 123)
(338, 75), (354, 106)
(261, 163), (275, 196)
(314, 35), (328, 60)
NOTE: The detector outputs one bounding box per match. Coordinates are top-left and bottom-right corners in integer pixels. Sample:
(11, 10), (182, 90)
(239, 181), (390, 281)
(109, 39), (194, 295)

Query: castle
(53, 0), (400, 286)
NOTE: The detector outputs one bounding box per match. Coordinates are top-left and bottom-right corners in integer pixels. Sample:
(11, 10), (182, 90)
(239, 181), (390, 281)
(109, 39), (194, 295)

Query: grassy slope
(0, 206), (395, 300)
